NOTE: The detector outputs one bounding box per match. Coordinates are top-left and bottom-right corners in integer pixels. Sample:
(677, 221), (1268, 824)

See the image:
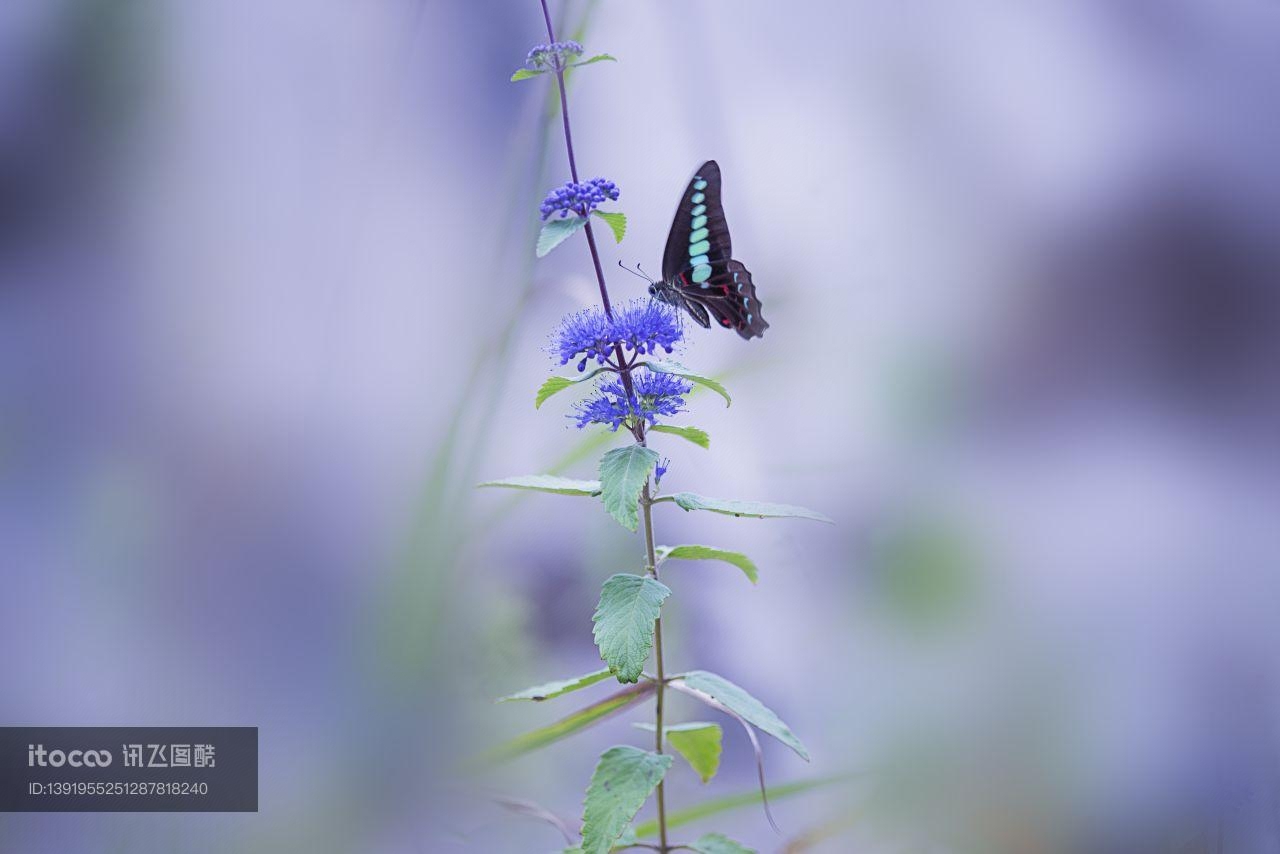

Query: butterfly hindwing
(685, 260), (769, 340)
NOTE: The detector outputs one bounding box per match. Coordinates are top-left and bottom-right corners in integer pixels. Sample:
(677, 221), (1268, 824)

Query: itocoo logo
(28, 744), (112, 768)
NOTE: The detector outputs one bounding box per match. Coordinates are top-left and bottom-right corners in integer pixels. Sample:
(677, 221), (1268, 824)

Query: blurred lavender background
(2, 0), (1279, 851)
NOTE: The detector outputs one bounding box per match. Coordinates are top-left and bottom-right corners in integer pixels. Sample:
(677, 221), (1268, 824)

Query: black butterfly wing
(662, 160), (731, 283)
(688, 260), (769, 340)
(660, 160), (767, 339)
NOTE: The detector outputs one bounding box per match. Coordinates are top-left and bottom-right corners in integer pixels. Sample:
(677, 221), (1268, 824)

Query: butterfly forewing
(662, 160), (732, 283)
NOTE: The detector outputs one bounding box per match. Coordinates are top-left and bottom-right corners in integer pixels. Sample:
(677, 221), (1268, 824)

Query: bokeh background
(3, 0), (1279, 851)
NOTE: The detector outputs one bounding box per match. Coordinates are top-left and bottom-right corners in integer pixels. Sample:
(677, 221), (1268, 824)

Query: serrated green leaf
(581, 746), (672, 854)
(511, 67), (545, 81)
(647, 424), (709, 449)
(692, 833), (757, 854)
(592, 574), (670, 683)
(665, 492), (833, 524)
(633, 775), (851, 837)
(570, 53), (617, 68)
(478, 475), (601, 496)
(644, 360), (731, 407)
(634, 722), (723, 783)
(537, 216), (588, 257)
(484, 683), (655, 763)
(536, 366), (610, 409)
(679, 671), (809, 761)
(497, 668), (613, 702)
(591, 210), (627, 243)
(599, 445), (659, 531)
(655, 545), (758, 584)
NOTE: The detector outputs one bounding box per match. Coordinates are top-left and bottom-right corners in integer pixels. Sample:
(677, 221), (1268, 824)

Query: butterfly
(646, 160), (768, 339)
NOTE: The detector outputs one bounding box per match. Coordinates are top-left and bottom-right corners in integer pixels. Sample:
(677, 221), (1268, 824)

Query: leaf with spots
(655, 545), (758, 584)
(497, 668), (613, 702)
(665, 492), (832, 524)
(580, 746), (672, 854)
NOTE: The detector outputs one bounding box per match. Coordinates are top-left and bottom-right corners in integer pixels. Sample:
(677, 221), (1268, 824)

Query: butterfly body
(651, 161), (768, 340)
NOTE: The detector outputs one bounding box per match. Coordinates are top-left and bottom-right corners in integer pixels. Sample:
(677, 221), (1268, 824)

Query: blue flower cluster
(551, 307), (615, 371)
(525, 41), (585, 71)
(539, 178), (620, 220)
(610, 300), (682, 357)
(551, 299), (682, 372)
(573, 372), (691, 431)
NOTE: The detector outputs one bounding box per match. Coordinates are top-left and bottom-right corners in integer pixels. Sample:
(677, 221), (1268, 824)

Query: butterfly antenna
(616, 260), (652, 283)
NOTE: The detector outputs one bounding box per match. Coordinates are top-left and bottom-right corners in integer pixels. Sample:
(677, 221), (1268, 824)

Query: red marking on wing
(720, 318), (731, 327)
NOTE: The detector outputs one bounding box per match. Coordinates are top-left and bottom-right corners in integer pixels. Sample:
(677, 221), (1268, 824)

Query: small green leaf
(648, 424), (709, 449)
(497, 668), (613, 702)
(655, 545), (758, 584)
(666, 492), (833, 524)
(634, 722), (723, 783)
(592, 574), (670, 683)
(692, 833), (757, 854)
(536, 366), (610, 409)
(537, 216), (588, 257)
(592, 210), (627, 243)
(581, 746), (672, 854)
(478, 475), (601, 496)
(644, 360), (731, 406)
(679, 671), (809, 761)
(599, 445), (659, 531)
(510, 67), (545, 81)
(570, 53), (618, 68)
(484, 684), (655, 763)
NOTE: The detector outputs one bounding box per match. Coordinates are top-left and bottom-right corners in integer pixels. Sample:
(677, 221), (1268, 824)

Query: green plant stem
(641, 483), (669, 853)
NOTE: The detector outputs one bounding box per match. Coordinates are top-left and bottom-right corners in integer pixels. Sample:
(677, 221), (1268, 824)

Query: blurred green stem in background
(371, 0), (601, 690)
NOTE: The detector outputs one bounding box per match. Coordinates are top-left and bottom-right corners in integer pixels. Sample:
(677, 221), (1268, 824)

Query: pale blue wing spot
(736, 283), (744, 292)
(691, 204), (706, 216)
(691, 192), (706, 204)
(688, 239), (711, 256)
(746, 314), (753, 324)
(688, 227), (709, 244)
(693, 179), (708, 191)
(690, 215), (708, 231)
(692, 264), (712, 284)
(742, 297), (750, 306)
(689, 254), (709, 266)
